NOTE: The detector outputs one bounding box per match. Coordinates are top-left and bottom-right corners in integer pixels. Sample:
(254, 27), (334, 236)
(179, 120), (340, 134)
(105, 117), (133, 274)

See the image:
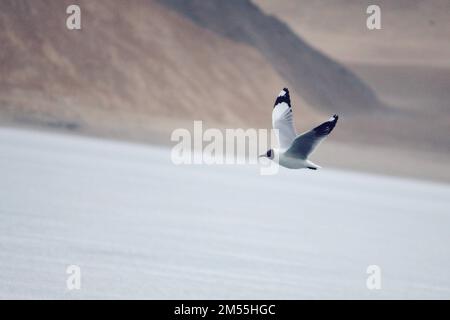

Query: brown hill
(160, 0), (382, 114)
(0, 0), (317, 141)
(1, 0), (449, 182)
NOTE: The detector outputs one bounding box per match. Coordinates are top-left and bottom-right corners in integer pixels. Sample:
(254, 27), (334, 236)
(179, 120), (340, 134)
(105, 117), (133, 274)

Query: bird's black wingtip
(331, 114), (339, 123)
(313, 114), (339, 136)
(274, 87), (291, 109)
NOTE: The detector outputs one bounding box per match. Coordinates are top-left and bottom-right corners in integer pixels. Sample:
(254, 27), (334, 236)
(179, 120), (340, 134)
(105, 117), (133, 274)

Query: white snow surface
(0, 127), (449, 299)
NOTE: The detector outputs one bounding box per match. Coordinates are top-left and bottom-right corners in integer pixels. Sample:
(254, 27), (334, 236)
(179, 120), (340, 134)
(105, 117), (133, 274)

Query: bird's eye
(267, 150), (272, 157)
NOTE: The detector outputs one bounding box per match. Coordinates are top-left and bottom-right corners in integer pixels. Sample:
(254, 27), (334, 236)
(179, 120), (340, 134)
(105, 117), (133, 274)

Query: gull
(259, 88), (339, 170)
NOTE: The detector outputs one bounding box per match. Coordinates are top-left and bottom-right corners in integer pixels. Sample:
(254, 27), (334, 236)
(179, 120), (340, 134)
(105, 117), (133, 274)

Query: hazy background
(1, 0), (450, 299)
(1, 0), (449, 182)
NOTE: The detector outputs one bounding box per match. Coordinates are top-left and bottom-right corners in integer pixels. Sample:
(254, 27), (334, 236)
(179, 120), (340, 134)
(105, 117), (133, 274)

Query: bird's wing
(272, 88), (297, 150)
(285, 115), (339, 159)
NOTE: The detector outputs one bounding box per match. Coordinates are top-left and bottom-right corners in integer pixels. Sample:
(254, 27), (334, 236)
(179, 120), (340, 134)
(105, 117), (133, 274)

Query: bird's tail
(306, 160), (321, 170)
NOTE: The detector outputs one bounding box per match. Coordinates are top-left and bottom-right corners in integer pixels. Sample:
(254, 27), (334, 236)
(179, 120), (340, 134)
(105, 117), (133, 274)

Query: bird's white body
(261, 88), (338, 170)
(273, 148), (320, 169)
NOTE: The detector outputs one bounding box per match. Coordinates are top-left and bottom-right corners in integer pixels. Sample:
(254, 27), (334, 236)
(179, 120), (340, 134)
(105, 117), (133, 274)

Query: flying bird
(260, 88), (339, 170)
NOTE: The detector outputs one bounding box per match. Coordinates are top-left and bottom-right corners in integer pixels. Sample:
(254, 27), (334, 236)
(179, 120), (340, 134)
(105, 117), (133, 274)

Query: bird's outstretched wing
(285, 115), (339, 159)
(272, 88), (296, 150)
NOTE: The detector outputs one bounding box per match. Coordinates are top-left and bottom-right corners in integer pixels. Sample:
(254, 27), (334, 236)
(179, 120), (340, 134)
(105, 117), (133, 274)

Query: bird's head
(259, 149), (274, 160)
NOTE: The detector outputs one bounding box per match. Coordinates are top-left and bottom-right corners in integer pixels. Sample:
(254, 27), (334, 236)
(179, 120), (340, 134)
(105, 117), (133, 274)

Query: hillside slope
(160, 0), (382, 114)
(1, 0), (315, 141)
(1, 0), (449, 182)
(254, 0), (450, 66)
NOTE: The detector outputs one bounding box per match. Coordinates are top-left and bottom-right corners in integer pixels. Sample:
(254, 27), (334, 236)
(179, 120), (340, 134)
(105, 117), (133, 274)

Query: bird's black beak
(258, 154), (265, 158)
